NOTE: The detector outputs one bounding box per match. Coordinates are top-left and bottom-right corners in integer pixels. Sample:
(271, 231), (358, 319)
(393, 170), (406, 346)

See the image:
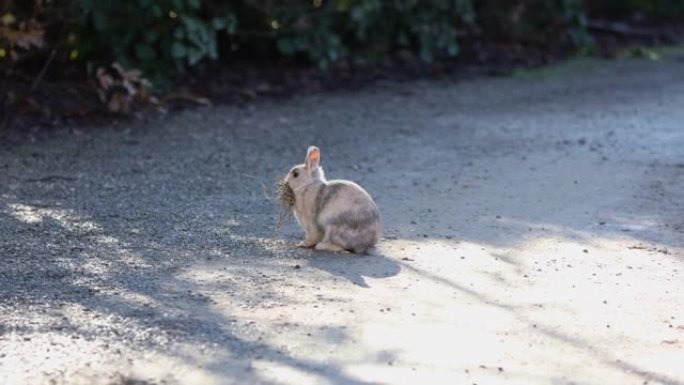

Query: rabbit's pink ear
(306, 146), (320, 169)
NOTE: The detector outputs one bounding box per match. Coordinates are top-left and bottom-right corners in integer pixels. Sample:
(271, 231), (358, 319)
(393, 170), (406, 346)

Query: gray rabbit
(284, 146), (381, 253)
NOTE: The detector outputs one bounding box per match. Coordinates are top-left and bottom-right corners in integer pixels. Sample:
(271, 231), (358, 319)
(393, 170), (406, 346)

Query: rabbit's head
(285, 146), (326, 192)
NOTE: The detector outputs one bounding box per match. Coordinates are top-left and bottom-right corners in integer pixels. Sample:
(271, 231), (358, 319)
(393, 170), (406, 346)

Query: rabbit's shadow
(306, 251), (400, 288)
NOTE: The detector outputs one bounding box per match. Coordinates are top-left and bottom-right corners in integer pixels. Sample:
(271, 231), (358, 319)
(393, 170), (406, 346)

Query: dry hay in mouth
(275, 179), (295, 232)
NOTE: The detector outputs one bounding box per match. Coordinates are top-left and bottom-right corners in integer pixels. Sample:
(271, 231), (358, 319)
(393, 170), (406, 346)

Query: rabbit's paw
(297, 240), (316, 248)
(315, 242), (349, 253)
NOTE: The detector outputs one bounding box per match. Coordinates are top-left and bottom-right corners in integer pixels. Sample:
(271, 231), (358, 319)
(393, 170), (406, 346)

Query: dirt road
(1, 54), (683, 385)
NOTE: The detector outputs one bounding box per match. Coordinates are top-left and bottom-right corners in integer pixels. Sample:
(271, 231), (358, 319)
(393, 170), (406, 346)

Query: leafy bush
(587, 0), (684, 19)
(68, 0), (237, 79)
(477, 0), (591, 47)
(2, 0), (598, 79)
(273, 0), (475, 68)
(10, 0), (679, 86)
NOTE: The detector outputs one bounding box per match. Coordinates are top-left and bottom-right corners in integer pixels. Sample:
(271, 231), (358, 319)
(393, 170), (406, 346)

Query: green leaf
(181, 15), (201, 32)
(208, 39), (218, 59)
(350, 7), (365, 21)
(186, 25), (210, 49)
(276, 38), (296, 55)
(145, 30), (159, 43)
(174, 26), (185, 39)
(187, 47), (203, 65)
(151, 5), (163, 18)
(92, 12), (108, 31)
(171, 41), (187, 58)
(187, 0), (201, 10)
(225, 15), (238, 34)
(135, 43), (157, 60)
(328, 48), (339, 62)
(447, 42), (459, 57)
(212, 18), (226, 30)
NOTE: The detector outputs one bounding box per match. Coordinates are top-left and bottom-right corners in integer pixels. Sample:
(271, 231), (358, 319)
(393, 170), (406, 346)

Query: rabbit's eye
(292, 170), (299, 178)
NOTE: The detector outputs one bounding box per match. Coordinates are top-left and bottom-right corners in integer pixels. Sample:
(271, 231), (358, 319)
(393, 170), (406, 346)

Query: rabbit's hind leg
(314, 227), (349, 253)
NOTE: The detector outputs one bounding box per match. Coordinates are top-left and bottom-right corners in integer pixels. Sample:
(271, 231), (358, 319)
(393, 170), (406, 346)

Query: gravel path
(1, 55), (683, 385)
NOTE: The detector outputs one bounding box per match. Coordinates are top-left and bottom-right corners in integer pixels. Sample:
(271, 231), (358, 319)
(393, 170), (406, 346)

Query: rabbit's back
(316, 180), (381, 253)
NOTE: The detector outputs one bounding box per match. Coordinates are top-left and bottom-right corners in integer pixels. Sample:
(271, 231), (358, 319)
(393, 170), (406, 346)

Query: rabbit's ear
(305, 146), (320, 169)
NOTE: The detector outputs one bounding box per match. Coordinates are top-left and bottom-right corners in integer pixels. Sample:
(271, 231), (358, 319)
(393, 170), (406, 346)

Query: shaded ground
(1, 52), (683, 385)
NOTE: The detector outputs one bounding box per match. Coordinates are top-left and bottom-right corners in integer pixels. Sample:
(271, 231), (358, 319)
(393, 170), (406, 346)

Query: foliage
(586, 0), (684, 18)
(273, 0), (475, 68)
(3, 0), (683, 89)
(68, 0), (237, 79)
(2, 0), (601, 78)
(477, 0), (590, 47)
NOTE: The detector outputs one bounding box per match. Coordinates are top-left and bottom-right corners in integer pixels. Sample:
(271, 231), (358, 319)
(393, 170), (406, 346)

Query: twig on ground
(587, 20), (658, 38)
(29, 47), (58, 93)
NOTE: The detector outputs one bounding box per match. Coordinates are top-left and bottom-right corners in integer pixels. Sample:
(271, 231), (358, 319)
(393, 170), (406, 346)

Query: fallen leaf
(14, 22), (44, 50)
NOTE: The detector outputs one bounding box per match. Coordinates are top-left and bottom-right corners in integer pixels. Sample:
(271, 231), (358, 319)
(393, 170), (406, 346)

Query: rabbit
(284, 146), (381, 254)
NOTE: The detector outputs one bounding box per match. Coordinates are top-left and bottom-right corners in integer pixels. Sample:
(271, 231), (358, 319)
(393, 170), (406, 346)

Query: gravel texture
(1, 54), (683, 385)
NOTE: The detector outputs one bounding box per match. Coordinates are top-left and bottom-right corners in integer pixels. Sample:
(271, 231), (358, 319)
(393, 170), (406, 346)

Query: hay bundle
(275, 179), (295, 231)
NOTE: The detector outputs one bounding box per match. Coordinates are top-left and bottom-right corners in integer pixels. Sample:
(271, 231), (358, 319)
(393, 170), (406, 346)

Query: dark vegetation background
(2, 0), (684, 134)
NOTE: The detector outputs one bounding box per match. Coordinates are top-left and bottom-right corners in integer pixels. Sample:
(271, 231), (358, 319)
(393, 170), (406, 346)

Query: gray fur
(314, 183), (343, 220)
(330, 223), (378, 254)
(329, 209), (379, 230)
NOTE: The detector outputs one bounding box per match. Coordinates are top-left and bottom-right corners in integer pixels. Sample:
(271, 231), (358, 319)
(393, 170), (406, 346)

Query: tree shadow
(397, 258), (684, 385)
(0, 196), (380, 385)
(2, 137), (681, 384)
